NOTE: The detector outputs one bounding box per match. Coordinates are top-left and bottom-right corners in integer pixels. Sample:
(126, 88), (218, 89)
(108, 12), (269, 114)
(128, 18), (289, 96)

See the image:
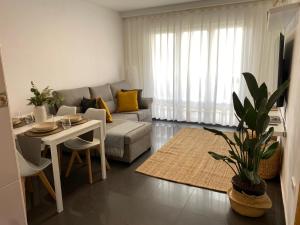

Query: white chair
(56, 105), (76, 116)
(64, 108), (108, 184)
(16, 151), (56, 203)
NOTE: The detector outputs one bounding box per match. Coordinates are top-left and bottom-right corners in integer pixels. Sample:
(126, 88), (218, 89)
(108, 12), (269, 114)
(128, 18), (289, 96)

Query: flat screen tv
(277, 33), (294, 107)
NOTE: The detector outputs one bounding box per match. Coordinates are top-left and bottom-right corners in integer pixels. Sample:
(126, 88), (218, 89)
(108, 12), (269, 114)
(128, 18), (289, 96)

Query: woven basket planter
(228, 187), (272, 217)
(259, 140), (282, 180)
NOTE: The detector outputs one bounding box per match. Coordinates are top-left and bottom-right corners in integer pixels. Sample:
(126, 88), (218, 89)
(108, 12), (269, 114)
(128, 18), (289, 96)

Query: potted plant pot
(33, 105), (47, 123)
(228, 175), (272, 217)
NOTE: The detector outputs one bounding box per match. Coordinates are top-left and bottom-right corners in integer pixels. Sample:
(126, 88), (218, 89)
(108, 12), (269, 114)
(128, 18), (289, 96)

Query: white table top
(13, 117), (102, 145)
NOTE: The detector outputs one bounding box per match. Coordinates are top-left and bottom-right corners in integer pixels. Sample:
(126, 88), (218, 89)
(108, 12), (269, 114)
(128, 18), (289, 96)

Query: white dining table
(13, 118), (107, 213)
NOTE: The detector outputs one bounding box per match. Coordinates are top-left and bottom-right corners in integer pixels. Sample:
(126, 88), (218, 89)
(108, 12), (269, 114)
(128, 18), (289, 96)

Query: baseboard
(280, 174), (289, 225)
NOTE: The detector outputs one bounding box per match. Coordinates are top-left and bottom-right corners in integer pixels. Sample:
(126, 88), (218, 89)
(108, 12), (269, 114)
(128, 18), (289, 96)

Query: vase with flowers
(27, 82), (62, 122)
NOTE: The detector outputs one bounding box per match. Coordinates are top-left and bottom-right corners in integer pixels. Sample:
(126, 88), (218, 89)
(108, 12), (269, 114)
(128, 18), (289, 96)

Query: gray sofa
(55, 81), (152, 122)
(54, 81), (153, 163)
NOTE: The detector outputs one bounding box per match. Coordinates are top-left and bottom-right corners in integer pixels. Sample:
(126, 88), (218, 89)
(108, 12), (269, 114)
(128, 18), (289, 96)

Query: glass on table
(61, 116), (71, 129)
(24, 113), (34, 124)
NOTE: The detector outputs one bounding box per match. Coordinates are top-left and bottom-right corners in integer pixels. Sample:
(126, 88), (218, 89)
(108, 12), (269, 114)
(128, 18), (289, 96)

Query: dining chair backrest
(83, 108), (106, 139)
(16, 151), (39, 177)
(56, 105), (76, 116)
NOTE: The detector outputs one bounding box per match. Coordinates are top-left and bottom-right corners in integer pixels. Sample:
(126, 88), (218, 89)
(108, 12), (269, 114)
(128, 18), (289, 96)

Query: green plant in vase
(27, 81), (62, 122)
(204, 72), (289, 217)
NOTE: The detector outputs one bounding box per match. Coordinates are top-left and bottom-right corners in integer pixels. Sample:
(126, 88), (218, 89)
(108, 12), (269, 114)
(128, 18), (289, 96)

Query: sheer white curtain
(124, 1), (278, 126)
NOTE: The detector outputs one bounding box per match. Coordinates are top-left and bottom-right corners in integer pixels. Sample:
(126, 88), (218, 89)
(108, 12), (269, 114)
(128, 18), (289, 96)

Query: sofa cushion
(80, 97), (97, 113)
(90, 84), (116, 112)
(116, 90), (139, 112)
(110, 80), (131, 99)
(55, 87), (91, 111)
(112, 112), (138, 121)
(97, 97), (113, 123)
(122, 89), (143, 109)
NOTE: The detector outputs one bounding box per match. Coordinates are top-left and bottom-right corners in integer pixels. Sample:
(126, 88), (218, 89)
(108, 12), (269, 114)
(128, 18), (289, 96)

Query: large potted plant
(27, 82), (61, 122)
(205, 72), (288, 217)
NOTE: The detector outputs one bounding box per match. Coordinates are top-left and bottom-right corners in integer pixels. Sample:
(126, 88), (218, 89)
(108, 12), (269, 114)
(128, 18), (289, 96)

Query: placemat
(24, 119), (89, 137)
(13, 120), (27, 129)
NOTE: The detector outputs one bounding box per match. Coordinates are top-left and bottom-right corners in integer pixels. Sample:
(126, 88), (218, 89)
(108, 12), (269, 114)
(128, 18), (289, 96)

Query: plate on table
(32, 122), (58, 133)
(12, 118), (22, 126)
(64, 114), (83, 123)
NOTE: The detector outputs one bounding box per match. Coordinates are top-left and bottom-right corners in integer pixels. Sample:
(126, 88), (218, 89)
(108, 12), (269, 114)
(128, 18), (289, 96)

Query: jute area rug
(136, 127), (235, 192)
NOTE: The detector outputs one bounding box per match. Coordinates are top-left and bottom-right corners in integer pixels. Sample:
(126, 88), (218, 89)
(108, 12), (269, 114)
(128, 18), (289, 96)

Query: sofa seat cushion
(89, 84), (116, 112)
(112, 113), (138, 121)
(106, 119), (152, 145)
(112, 109), (151, 122)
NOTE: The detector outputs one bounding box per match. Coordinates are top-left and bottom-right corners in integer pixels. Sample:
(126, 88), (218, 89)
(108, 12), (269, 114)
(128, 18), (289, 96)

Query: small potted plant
(27, 81), (62, 122)
(205, 72), (288, 217)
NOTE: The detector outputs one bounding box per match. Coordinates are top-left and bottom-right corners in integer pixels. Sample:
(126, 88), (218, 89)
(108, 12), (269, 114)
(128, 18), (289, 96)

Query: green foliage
(205, 72), (289, 185)
(27, 81), (63, 107)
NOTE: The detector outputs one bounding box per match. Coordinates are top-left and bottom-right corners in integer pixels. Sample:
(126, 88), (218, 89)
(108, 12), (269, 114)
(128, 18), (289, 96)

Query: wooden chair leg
(86, 149), (93, 184)
(65, 151), (76, 177)
(27, 177), (34, 193)
(105, 157), (111, 170)
(21, 177), (26, 207)
(75, 152), (83, 164)
(37, 171), (56, 201)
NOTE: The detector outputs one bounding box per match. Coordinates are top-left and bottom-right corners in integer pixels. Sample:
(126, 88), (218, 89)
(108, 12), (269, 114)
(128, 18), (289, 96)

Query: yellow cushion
(117, 90), (139, 112)
(97, 97), (113, 123)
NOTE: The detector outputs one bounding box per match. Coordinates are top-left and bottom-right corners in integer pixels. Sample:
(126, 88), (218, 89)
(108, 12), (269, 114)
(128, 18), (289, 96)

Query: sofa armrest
(141, 98), (153, 109)
(83, 108), (107, 138)
(97, 109), (107, 138)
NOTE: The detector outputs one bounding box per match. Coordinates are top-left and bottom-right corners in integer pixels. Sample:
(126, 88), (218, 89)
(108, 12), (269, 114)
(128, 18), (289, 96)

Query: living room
(0, 0), (300, 225)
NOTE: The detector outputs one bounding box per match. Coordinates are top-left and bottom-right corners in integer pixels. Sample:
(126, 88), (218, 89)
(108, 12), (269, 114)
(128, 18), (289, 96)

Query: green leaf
(255, 83), (268, 109)
(257, 97), (267, 116)
(262, 142), (279, 159)
(208, 152), (227, 161)
(242, 72), (259, 100)
(256, 113), (270, 135)
(208, 151), (236, 165)
(204, 127), (235, 145)
(229, 149), (244, 165)
(233, 92), (244, 118)
(255, 127), (274, 149)
(244, 106), (257, 130)
(266, 79), (289, 111)
(243, 169), (261, 184)
(244, 137), (257, 158)
(259, 83), (268, 99)
(233, 132), (242, 147)
(244, 97), (254, 112)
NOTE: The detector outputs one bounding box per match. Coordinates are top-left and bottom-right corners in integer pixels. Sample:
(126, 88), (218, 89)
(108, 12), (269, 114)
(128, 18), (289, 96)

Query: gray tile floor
(27, 120), (285, 225)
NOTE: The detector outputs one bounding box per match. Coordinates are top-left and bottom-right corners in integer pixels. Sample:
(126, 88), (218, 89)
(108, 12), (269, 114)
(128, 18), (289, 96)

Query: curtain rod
(121, 0), (269, 18)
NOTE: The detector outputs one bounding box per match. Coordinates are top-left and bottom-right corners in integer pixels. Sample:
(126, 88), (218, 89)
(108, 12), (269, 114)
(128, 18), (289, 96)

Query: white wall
(0, 0), (124, 115)
(280, 12), (300, 225)
(0, 51), (27, 224)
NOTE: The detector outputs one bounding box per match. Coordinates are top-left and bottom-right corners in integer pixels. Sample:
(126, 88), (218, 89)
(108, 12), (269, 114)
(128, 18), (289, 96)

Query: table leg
(99, 123), (106, 179)
(50, 144), (63, 212)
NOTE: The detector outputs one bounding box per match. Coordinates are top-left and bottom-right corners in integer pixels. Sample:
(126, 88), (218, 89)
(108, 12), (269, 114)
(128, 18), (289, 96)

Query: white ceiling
(89, 0), (203, 12)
